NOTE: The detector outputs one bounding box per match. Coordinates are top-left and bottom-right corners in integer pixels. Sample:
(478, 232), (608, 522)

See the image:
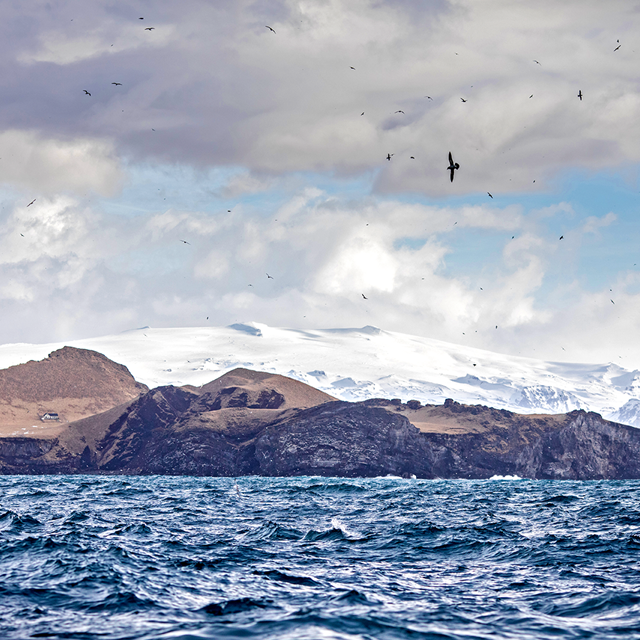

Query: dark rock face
(254, 402), (426, 477)
(3, 371), (640, 479)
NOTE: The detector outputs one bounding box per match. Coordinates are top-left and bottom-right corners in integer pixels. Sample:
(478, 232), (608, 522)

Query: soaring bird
(112, 82), (122, 86)
(487, 192), (493, 198)
(350, 66), (355, 70)
(266, 273), (273, 279)
(362, 293), (368, 300)
(395, 110), (405, 114)
(460, 98), (467, 102)
(533, 59), (541, 65)
(180, 239), (190, 245)
(559, 235), (564, 240)
(614, 40), (621, 51)
(611, 299), (615, 304)
(578, 90), (583, 100)
(83, 90), (91, 95)
(27, 199), (36, 207)
(144, 27), (154, 30)
(265, 25), (276, 33)
(386, 153), (394, 161)
(447, 152), (460, 182)
(361, 112), (365, 116)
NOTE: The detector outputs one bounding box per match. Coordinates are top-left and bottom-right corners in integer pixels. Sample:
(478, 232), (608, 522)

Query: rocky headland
(1, 347), (640, 479)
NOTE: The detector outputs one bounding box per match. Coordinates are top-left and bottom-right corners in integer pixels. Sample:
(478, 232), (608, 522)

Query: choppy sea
(1, 476), (640, 639)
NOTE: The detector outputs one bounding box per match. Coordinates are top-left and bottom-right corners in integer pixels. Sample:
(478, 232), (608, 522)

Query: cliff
(0, 359), (639, 479)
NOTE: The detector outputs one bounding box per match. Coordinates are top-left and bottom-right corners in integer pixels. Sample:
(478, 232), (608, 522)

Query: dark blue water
(1, 476), (640, 640)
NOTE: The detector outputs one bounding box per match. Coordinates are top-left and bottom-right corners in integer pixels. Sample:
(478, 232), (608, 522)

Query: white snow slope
(1, 322), (639, 427)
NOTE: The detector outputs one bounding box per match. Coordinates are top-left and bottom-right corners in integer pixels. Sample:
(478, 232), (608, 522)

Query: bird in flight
(180, 239), (190, 245)
(611, 299), (615, 304)
(83, 90), (91, 95)
(144, 27), (155, 30)
(578, 90), (583, 100)
(614, 40), (621, 51)
(265, 25), (276, 33)
(447, 152), (460, 182)
(266, 273), (273, 279)
(410, 156), (415, 159)
(533, 60), (541, 65)
(425, 96), (433, 100)
(112, 82), (122, 86)
(559, 235), (564, 240)
(487, 192), (493, 198)
(350, 66), (355, 70)
(361, 112), (365, 116)
(362, 293), (368, 300)
(395, 110), (405, 114)
(460, 98), (467, 102)
(529, 94), (533, 98)
(27, 199), (36, 207)
(386, 153), (394, 161)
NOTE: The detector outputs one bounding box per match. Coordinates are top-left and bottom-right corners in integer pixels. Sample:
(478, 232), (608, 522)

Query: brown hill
(0, 346), (148, 436)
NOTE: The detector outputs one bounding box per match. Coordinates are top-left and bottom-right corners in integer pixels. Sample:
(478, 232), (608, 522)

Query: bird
(83, 90), (91, 95)
(362, 294), (368, 299)
(144, 27), (154, 30)
(425, 96), (433, 100)
(578, 90), (583, 100)
(460, 98), (467, 102)
(386, 153), (394, 161)
(611, 299), (615, 304)
(559, 235), (564, 240)
(266, 273), (273, 279)
(533, 60), (541, 65)
(350, 66), (355, 70)
(395, 110), (405, 114)
(529, 94), (533, 98)
(112, 82), (122, 86)
(614, 40), (621, 51)
(410, 156), (415, 159)
(265, 25), (276, 33)
(447, 152), (460, 182)
(180, 239), (190, 245)
(27, 199), (36, 207)
(487, 192), (493, 198)
(361, 112), (365, 116)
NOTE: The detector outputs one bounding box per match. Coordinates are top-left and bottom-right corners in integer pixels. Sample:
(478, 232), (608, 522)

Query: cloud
(0, 130), (122, 196)
(1, 0), (638, 195)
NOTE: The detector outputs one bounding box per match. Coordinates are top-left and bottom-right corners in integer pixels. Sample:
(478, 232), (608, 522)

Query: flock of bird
(20, 19), (626, 335)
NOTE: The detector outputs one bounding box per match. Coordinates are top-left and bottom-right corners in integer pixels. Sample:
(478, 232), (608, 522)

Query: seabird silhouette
(578, 90), (583, 100)
(180, 239), (190, 245)
(447, 152), (460, 182)
(611, 299), (615, 304)
(27, 199), (36, 207)
(112, 82), (122, 86)
(144, 27), (154, 30)
(350, 66), (355, 70)
(410, 156), (415, 159)
(266, 273), (273, 279)
(533, 60), (541, 65)
(362, 293), (368, 299)
(460, 98), (467, 102)
(614, 42), (621, 51)
(265, 25), (276, 33)
(395, 110), (405, 113)
(83, 90), (91, 95)
(386, 153), (394, 161)
(529, 94), (533, 98)
(559, 235), (564, 240)
(487, 192), (493, 198)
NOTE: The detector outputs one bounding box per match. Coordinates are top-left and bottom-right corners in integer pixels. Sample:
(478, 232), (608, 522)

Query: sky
(1, 0), (640, 364)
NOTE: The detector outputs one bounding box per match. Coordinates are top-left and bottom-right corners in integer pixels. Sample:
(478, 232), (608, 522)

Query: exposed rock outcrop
(1, 363), (640, 479)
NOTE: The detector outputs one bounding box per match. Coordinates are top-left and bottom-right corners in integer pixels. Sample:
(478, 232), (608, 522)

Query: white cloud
(0, 130), (122, 196)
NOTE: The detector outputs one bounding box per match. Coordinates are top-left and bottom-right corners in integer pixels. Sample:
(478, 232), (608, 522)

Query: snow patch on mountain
(0, 322), (639, 428)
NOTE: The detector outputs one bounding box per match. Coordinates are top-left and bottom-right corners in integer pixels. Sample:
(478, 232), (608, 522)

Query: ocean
(1, 475), (639, 639)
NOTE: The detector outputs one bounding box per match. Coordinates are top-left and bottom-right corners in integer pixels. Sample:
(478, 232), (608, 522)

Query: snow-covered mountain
(0, 322), (638, 427)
